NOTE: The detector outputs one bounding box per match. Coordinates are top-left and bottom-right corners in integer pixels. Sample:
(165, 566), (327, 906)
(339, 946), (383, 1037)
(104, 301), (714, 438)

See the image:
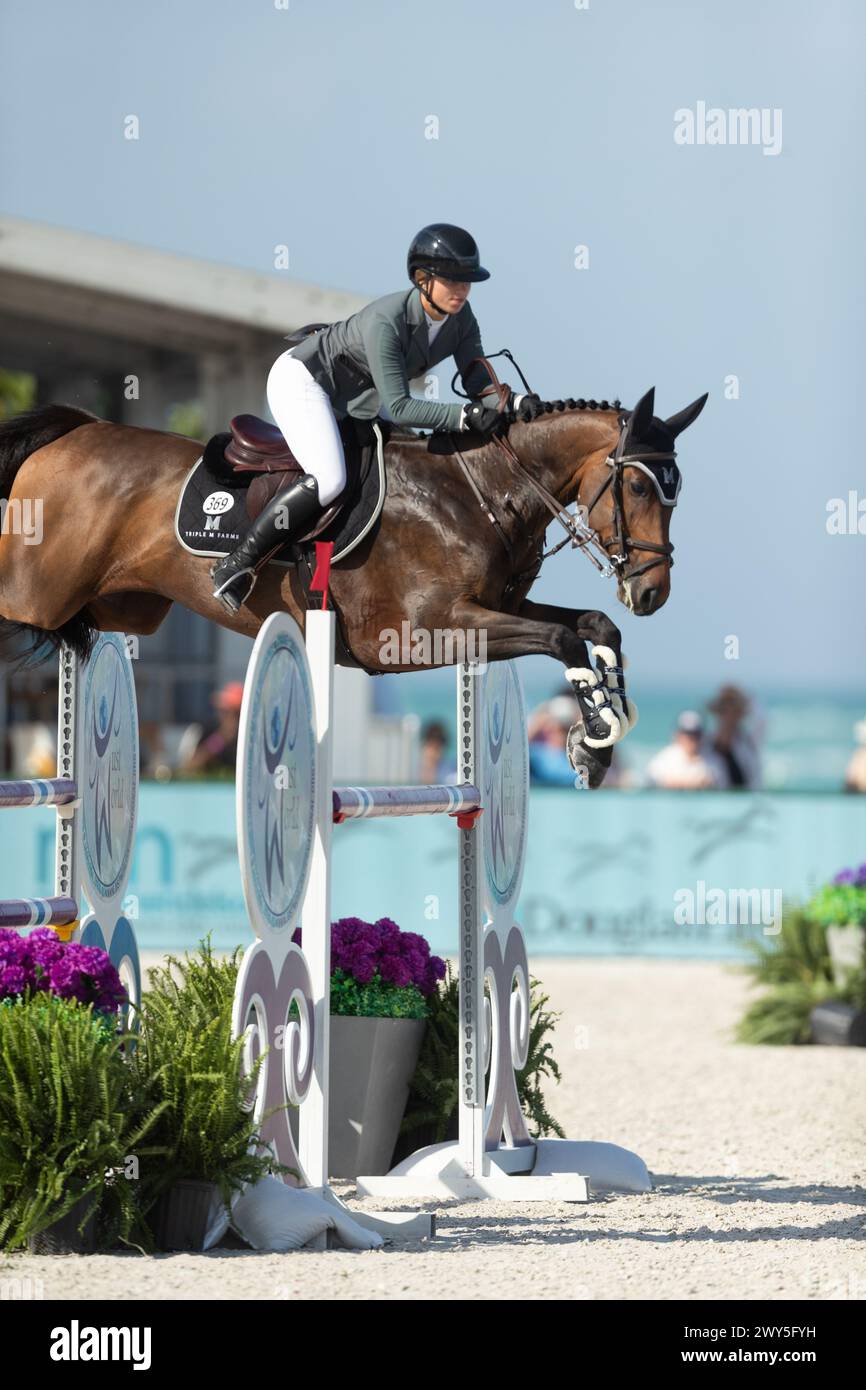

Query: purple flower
(0, 927), (125, 1012)
(832, 868), (855, 885)
(292, 917), (445, 996)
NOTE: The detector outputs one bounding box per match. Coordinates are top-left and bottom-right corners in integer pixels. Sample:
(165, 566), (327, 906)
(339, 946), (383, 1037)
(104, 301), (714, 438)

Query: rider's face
(435, 276), (470, 311)
(418, 273), (471, 315)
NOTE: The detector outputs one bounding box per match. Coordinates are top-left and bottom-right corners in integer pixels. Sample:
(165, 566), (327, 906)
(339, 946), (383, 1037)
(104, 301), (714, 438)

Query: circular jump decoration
(479, 658), (529, 915)
(79, 633), (139, 922)
(236, 613), (317, 939)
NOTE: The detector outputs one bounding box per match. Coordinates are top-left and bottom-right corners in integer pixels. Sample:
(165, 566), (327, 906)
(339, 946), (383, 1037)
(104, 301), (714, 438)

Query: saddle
(175, 411), (386, 574)
(223, 413), (342, 540)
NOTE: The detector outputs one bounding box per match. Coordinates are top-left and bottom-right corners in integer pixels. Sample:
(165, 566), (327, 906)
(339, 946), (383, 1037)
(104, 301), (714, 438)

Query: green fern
(131, 940), (281, 1223)
(736, 980), (831, 1045)
(741, 907), (835, 988)
(394, 964), (568, 1157)
(0, 995), (166, 1251)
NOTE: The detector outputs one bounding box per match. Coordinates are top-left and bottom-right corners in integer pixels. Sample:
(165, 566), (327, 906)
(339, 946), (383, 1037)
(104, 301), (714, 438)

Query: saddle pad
(174, 420), (387, 567)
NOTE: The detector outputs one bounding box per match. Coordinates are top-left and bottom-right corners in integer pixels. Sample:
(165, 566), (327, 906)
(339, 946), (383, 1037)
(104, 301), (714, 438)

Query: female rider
(211, 223), (530, 613)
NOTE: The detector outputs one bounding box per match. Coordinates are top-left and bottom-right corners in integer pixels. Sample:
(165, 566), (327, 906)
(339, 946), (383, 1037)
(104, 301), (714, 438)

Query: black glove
(463, 401), (500, 434)
(515, 393), (543, 422)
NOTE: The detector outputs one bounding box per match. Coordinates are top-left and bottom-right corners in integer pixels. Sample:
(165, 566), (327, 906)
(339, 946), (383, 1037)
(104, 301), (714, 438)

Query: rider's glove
(462, 401), (500, 434)
(514, 393), (543, 422)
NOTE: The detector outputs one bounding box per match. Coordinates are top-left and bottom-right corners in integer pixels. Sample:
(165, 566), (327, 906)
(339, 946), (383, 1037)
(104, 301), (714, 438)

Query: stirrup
(211, 563), (257, 615)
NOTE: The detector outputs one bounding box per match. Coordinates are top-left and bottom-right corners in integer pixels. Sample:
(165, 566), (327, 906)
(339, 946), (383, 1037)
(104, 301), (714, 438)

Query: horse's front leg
(448, 602), (625, 787)
(516, 598), (638, 773)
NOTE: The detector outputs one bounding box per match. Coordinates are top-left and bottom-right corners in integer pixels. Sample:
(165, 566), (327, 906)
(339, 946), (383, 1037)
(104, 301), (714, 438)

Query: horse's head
(577, 387), (707, 616)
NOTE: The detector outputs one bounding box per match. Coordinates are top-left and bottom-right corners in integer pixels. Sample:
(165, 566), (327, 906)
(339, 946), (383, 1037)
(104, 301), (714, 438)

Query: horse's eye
(629, 479), (649, 498)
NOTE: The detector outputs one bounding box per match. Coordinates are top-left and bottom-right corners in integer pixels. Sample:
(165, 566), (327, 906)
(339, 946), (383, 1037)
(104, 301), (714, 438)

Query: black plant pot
(810, 1002), (866, 1046)
(28, 1192), (97, 1255)
(153, 1179), (226, 1252)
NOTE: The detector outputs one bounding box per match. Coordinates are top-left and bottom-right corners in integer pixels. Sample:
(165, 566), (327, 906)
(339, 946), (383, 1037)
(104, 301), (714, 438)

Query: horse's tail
(0, 403), (100, 666)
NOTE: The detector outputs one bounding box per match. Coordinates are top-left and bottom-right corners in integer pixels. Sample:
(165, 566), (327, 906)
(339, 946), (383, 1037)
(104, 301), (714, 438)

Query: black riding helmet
(407, 223), (490, 283)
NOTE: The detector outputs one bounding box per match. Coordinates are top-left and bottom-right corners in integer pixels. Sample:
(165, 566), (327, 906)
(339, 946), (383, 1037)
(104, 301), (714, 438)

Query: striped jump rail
(0, 778), (78, 809)
(332, 782), (481, 823)
(0, 776), (79, 927)
(0, 895), (79, 929)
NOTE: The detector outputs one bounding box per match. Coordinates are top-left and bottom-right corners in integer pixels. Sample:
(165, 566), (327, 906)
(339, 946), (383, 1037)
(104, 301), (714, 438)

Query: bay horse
(0, 385), (706, 787)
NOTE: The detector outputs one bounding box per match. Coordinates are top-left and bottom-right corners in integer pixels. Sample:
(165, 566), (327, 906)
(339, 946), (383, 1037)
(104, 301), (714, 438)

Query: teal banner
(2, 787), (864, 960)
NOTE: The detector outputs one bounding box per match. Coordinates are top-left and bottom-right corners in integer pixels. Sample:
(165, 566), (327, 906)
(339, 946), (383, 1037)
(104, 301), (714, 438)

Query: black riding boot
(211, 473), (322, 614)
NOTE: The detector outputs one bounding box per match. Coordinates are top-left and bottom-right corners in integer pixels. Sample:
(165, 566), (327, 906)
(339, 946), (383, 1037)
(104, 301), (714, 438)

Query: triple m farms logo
(674, 102), (782, 157)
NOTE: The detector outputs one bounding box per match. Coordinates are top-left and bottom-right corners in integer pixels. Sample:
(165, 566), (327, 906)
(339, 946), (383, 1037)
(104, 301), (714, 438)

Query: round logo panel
(481, 660), (528, 913)
(237, 615), (317, 939)
(80, 634), (139, 917)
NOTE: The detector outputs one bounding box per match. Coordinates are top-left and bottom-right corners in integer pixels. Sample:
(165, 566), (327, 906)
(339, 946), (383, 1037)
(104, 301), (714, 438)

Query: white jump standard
(0, 633), (141, 1008)
(232, 610), (648, 1237)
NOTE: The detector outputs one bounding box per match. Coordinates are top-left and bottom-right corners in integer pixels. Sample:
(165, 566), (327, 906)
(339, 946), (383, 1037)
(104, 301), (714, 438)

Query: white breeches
(265, 349), (347, 506)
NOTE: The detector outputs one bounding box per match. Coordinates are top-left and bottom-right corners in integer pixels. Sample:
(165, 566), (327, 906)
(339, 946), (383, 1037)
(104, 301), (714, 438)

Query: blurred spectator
(528, 693), (580, 785)
(645, 710), (727, 789)
(179, 680), (244, 775)
(844, 715), (866, 792)
(526, 689), (633, 786)
(707, 684), (762, 789)
(418, 720), (453, 784)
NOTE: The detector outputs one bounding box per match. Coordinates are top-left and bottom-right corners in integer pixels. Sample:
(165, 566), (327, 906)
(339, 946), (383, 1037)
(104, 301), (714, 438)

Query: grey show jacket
(289, 286), (492, 431)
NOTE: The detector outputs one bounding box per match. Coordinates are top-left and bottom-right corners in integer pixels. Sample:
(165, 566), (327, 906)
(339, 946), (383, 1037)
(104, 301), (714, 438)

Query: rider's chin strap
(417, 273), (454, 320)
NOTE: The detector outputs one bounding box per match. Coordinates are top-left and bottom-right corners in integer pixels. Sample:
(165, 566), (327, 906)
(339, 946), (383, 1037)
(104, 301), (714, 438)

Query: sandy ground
(3, 958), (865, 1301)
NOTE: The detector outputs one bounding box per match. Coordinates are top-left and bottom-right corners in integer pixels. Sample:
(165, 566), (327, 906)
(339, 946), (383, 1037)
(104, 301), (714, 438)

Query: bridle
(577, 415), (679, 582)
(447, 355), (680, 590)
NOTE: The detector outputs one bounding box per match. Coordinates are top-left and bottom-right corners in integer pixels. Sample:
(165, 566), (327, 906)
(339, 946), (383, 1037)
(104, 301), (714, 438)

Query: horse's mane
(387, 396), (625, 443)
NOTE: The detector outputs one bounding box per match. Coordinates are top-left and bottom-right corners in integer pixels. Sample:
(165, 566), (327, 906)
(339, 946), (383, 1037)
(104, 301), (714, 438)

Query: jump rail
(332, 783), (481, 821)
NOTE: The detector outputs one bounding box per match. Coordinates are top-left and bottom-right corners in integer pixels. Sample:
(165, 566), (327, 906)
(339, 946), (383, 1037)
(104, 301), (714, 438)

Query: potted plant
(132, 942), (281, 1251)
(735, 906), (866, 1046)
(290, 917), (444, 1179)
(0, 928), (163, 1253)
(806, 864), (866, 987)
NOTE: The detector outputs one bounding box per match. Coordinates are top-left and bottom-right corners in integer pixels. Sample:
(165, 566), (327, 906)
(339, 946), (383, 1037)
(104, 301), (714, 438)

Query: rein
(447, 357), (678, 590)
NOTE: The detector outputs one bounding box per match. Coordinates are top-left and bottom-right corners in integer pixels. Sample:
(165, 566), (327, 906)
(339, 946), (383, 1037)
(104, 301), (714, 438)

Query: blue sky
(1, 0), (863, 688)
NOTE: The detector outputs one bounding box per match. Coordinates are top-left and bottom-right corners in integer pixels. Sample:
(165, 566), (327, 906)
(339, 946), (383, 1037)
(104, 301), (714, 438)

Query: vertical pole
(55, 645), (81, 919)
(457, 662), (486, 1178)
(299, 609), (336, 1192)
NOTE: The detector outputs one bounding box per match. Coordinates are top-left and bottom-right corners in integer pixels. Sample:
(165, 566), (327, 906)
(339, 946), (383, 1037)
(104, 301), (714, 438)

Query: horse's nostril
(641, 587), (658, 612)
